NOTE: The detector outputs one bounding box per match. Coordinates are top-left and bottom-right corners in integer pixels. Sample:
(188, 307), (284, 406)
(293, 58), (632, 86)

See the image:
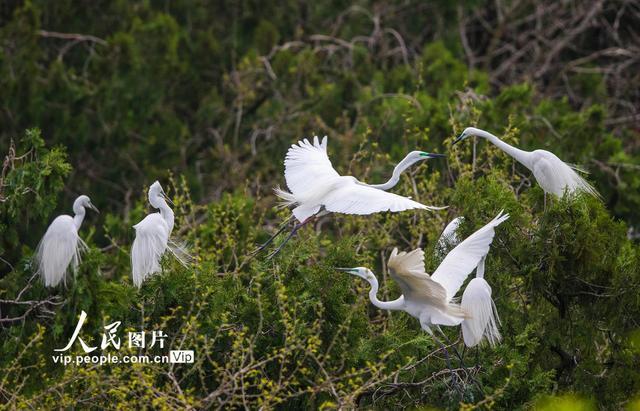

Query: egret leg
(423, 323), (461, 395)
(251, 215), (295, 255)
(544, 192), (547, 212)
(266, 216), (314, 259)
(433, 334), (463, 395)
(437, 326), (467, 368)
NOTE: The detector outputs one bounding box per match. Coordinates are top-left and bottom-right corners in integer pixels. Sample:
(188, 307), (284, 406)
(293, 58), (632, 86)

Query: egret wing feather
(387, 248), (452, 313)
(35, 215), (85, 287)
(322, 182), (439, 215)
(431, 211), (509, 301)
(461, 277), (501, 347)
(131, 213), (170, 288)
(284, 136), (340, 196)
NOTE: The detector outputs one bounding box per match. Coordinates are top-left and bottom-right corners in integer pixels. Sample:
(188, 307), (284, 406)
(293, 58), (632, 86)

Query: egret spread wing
(35, 215), (85, 287)
(431, 211), (509, 301)
(387, 248), (448, 310)
(284, 136), (340, 195)
(322, 182), (436, 215)
(131, 213), (170, 287)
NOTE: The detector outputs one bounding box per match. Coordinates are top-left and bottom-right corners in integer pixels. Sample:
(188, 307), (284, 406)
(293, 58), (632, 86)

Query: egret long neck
(72, 204), (86, 229)
(367, 275), (404, 310)
(157, 200), (175, 235)
(368, 155), (417, 190)
(477, 130), (532, 168)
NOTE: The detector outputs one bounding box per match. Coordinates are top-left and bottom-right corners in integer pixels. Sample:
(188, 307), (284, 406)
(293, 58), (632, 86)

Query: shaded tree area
(0, 1), (639, 409)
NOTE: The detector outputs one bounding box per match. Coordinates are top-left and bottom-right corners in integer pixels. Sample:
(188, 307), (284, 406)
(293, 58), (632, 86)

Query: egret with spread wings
(257, 136), (446, 258)
(338, 211), (508, 352)
(35, 195), (99, 287)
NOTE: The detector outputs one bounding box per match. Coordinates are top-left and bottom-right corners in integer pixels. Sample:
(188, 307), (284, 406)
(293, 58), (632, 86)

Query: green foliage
(0, 128), (71, 269)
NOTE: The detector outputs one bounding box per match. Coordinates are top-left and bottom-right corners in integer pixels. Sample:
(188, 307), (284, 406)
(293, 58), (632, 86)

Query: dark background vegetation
(1, 1), (639, 409)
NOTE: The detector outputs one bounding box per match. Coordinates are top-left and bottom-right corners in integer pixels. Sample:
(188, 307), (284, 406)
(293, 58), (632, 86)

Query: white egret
(436, 216), (465, 257)
(35, 195), (99, 287)
(258, 136), (447, 257)
(453, 127), (599, 200)
(338, 211), (507, 352)
(131, 181), (188, 288)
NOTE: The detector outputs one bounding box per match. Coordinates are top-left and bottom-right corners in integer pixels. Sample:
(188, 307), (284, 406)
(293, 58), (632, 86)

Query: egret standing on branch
(35, 195), (99, 287)
(131, 181), (188, 288)
(453, 127), (599, 202)
(338, 211), (508, 357)
(257, 136), (447, 258)
(436, 216), (465, 257)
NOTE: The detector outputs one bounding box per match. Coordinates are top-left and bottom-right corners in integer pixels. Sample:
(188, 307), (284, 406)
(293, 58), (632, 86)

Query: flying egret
(257, 136), (447, 257)
(453, 127), (599, 201)
(35, 195), (99, 287)
(338, 211), (507, 353)
(131, 181), (188, 288)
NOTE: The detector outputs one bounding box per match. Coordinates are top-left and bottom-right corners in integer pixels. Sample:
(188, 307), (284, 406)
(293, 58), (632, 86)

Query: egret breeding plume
(35, 195), (99, 287)
(131, 181), (188, 288)
(338, 211), (508, 354)
(453, 127), (599, 200)
(257, 136), (447, 257)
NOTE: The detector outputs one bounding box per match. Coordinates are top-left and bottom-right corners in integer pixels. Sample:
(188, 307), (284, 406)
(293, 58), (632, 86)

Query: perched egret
(338, 211), (508, 351)
(258, 136), (446, 257)
(436, 216), (465, 257)
(131, 181), (188, 288)
(453, 127), (599, 200)
(35, 195), (99, 287)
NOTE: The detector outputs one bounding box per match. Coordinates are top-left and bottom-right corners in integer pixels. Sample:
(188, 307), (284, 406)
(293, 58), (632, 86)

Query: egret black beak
(335, 267), (355, 273)
(427, 153), (446, 158)
(452, 133), (465, 146)
(89, 203), (100, 213)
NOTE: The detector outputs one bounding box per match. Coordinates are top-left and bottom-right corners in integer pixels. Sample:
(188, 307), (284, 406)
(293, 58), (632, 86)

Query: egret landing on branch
(338, 211), (507, 361)
(131, 181), (189, 288)
(453, 127), (600, 205)
(35, 195), (99, 287)
(256, 136), (447, 258)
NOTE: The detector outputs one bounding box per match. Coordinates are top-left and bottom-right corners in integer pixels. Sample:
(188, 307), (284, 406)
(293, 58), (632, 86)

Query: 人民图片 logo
(51, 310), (193, 366)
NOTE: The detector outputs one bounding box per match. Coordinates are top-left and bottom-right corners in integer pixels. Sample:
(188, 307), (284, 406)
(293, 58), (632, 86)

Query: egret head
(407, 150), (446, 164)
(74, 195), (99, 213)
(452, 127), (481, 145)
(336, 267), (374, 281)
(149, 181), (173, 208)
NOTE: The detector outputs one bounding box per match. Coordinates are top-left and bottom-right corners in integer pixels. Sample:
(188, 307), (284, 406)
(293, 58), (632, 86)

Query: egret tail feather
(273, 186), (297, 208)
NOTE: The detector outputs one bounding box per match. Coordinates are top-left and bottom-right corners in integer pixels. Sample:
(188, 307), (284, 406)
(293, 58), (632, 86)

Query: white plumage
(131, 181), (188, 288)
(35, 195), (98, 287)
(431, 211), (509, 302)
(454, 127), (599, 199)
(461, 258), (501, 347)
(339, 211), (508, 348)
(132, 213), (170, 287)
(277, 136), (443, 222)
(258, 136), (447, 258)
(436, 216), (465, 257)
